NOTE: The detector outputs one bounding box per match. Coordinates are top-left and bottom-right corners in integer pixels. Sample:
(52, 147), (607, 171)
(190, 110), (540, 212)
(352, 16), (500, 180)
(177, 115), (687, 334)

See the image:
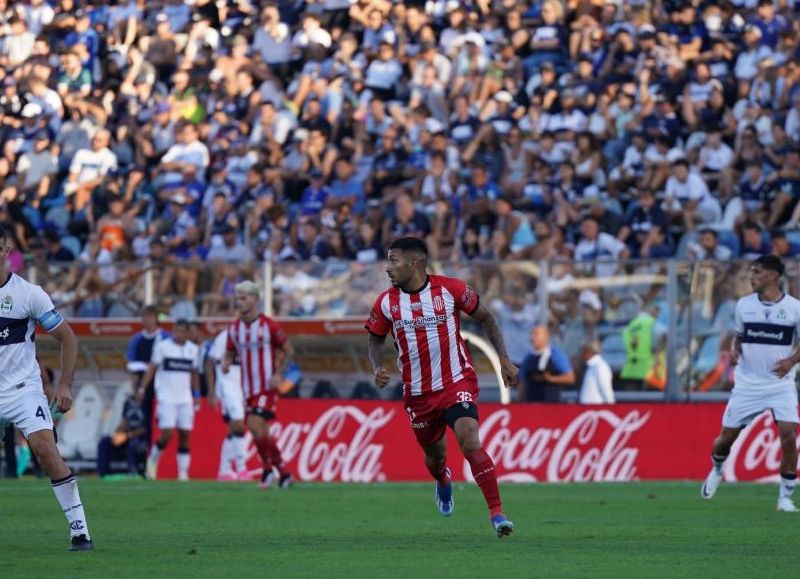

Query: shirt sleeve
(365, 291), (392, 337)
(209, 332), (225, 361)
(599, 363), (615, 403)
(440, 276), (480, 315)
(266, 318), (287, 348)
(29, 286), (63, 332)
(550, 348), (573, 375)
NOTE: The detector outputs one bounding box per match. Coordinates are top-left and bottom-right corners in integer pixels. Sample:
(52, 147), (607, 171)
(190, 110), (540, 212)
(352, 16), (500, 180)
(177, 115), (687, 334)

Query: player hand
(221, 359), (231, 375)
(500, 357), (519, 389)
(374, 366), (390, 389)
(54, 382), (73, 413)
(269, 373), (283, 390)
(773, 357), (796, 378)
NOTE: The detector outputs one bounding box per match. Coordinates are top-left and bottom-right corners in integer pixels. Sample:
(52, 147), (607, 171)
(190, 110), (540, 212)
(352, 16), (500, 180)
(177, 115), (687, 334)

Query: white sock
(232, 435), (247, 473)
(150, 443), (162, 463)
(178, 451), (190, 479)
(780, 475), (797, 500)
(52, 473), (90, 539)
(218, 438), (233, 476)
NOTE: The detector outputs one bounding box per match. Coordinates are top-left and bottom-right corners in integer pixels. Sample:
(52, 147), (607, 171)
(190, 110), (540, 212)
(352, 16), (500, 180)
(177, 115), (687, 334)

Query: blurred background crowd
(0, 0), (798, 317)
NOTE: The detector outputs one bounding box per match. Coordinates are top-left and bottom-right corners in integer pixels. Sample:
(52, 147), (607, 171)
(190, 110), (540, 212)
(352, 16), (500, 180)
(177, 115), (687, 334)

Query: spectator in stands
(578, 340), (615, 405)
(620, 303), (665, 391)
(663, 158), (721, 231)
(519, 324), (575, 403)
(688, 229), (733, 261)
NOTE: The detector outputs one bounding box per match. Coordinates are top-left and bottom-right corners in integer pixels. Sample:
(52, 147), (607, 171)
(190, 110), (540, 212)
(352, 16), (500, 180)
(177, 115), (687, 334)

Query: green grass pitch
(1, 479), (797, 578)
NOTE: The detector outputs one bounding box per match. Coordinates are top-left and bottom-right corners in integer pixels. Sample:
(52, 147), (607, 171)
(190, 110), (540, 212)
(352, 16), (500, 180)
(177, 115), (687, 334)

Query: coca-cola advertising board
(151, 400), (792, 483)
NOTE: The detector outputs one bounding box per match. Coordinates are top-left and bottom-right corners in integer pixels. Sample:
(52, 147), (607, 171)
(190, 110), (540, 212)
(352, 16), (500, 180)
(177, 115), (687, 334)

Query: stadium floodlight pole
(665, 259), (682, 401)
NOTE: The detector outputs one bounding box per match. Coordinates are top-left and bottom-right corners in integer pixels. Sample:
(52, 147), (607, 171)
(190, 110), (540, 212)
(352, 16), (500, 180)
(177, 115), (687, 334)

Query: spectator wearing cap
(14, 130), (57, 206)
(66, 128), (117, 211)
(618, 188), (670, 258)
(663, 158), (721, 230)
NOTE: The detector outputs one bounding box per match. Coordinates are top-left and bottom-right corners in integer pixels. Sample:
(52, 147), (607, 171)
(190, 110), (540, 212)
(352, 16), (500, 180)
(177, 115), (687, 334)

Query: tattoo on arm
(470, 302), (510, 360)
(368, 333), (386, 370)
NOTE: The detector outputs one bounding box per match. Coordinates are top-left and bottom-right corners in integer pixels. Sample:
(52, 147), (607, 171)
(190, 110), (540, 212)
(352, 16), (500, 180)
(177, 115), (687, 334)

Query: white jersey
(0, 273), (64, 401)
(734, 292), (800, 391)
(209, 330), (241, 391)
(151, 338), (199, 404)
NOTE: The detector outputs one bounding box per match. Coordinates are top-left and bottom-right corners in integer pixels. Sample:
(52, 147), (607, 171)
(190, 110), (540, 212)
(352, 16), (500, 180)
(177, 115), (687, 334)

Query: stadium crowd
(0, 0), (799, 309)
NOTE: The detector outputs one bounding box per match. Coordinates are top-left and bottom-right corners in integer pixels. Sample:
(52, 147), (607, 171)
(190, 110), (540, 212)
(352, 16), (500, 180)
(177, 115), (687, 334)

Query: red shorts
(403, 377), (480, 448)
(246, 391), (278, 421)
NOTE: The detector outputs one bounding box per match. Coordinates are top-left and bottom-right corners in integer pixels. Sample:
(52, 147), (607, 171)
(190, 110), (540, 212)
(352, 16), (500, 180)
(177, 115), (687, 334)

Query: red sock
(426, 460), (450, 486)
(265, 438), (288, 476)
(465, 448), (503, 517)
(254, 436), (273, 470)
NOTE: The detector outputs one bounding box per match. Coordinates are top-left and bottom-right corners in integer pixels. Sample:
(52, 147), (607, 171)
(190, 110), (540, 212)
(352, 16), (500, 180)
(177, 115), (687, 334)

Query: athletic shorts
(722, 386), (800, 428)
(0, 387), (53, 439)
(157, 400), (194, 430)
(247, 391), (278, 421)
(403, 377), (480, 448)
(219, 378), (245, 422)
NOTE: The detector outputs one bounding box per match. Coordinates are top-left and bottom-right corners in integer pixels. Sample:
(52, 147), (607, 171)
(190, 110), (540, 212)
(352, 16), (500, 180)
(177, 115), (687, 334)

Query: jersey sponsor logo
(392, 314), (447, 330)
(368, 309), (379, 325)
(0, 295), (12, 314)
(741, 323), (794, 346)
(0, 317), (29, 346)
(163, 357), (195, 372)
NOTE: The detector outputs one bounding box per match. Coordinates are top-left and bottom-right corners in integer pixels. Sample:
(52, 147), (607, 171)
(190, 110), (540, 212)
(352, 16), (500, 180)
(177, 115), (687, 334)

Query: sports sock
(265, 437), (287, 476)
(254, 435), (273, 470)
(711, 453), (727, 473)
(52, 472), (90, 539)
(177, 450), (190, 479)
(150, 440), (166, 463)
(465, 448), (503, 517)
(218, 437), (233, 475)
(231, 432), (247, 473)
(780, 472), (797, 500)
(427, 461), (450, 486)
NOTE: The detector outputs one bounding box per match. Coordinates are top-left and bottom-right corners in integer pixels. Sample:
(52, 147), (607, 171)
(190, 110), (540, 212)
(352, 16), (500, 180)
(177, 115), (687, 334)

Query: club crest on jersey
(462, 287), (475, 308)
(432, 296), (445, 312)
(0, 296), (12, 314)
(778, 309), (787, 321)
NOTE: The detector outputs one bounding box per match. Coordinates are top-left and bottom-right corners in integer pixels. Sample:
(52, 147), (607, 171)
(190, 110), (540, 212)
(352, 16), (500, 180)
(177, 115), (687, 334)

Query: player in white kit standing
(0, 226), (93, 550)
(702, 255), (800, 511)
(207, 328), (248, 480)
(143, 319), (200, 481)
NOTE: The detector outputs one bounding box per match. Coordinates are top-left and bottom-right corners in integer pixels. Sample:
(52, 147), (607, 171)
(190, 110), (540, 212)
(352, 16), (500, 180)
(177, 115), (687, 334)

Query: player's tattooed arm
(469, 301), (519, 389)
(368, 333), (390, 388)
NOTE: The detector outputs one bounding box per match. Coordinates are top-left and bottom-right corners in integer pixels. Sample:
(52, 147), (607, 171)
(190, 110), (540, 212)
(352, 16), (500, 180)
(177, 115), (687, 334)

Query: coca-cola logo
(268, 405), (395, 482)
(471, 409), (651, 482)
(724, 413), (799, 483)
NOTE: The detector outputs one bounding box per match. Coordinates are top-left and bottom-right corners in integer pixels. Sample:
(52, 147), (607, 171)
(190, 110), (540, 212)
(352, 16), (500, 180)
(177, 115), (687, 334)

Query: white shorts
(157, 400), (195, 431)
(722, 387), (800, 428)
(0, 388), (53, 439)
(219, 377), (245, 422)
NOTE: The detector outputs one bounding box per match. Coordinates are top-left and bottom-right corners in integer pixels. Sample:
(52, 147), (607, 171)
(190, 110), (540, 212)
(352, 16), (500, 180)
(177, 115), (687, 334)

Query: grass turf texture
(0, 480), (796, 578)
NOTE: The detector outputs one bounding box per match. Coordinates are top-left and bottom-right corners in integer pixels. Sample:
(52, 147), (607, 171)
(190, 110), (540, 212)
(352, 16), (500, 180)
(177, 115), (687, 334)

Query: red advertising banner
(152, 399), (792, 483)
(152, 401), (789, 483)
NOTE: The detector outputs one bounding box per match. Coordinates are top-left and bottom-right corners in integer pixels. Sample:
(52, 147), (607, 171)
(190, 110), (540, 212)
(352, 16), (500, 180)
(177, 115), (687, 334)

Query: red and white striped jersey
(366, 275), (479, 397)
(226, 314), (287, 398)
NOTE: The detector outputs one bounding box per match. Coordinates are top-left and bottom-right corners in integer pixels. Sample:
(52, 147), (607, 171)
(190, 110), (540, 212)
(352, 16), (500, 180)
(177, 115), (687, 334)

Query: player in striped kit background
(223, 281), (295, 488)
(366, 237), (519, 538)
